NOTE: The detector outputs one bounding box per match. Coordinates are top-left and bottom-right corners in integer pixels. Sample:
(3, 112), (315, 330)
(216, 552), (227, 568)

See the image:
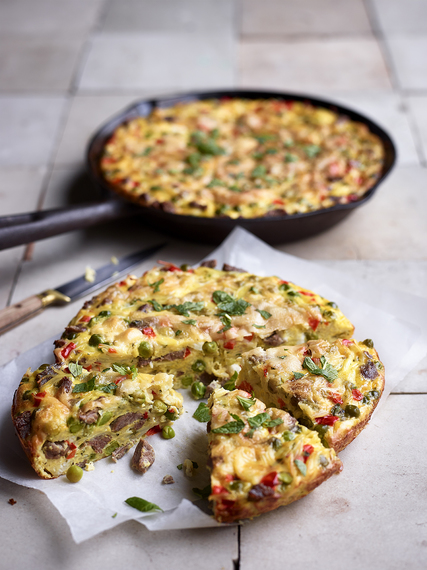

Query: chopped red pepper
(142, 327), (156, 337)
(216, 499), (235, 510)
(316, 415), (339, 426)
(261, 472), (279, 487)
(223, 340), (236, 350)
(278, 398), (286, 409)
(299, 290), (315, 297)
(303, 444), (314, 455)
(244, 333), (254, 341)
(156, 138), (164, 144)
(60, 342), (76, 359)
(284, 100), (293, 110)
(146, 425), (162, 437)
(64, 367), (70, 374)
(108, 347), (117, 353)
(84, 365), (92, 372)
(279, 280), (289, 284)
(352, 389), (363, 401)
(80, 315), (91, 322)
(114, 375), (127, 385)
(157, 260), (181, 272)
(238, 381), (253, 394)
(308, 317), (320, 331)
(66, 441), (77, 460)
(273, 199), (285, 206)
(33, 391), (46, 407)
(212, 485), (228, 495)
(67, 450), (76, 460)
(224, 474), (234, 482)
(347, 193), (359, 203)
(312, 357), (321, 366)
(183, 347), (191, 358)
(329, 393), (343, 405)
(119, 280), (127, 287)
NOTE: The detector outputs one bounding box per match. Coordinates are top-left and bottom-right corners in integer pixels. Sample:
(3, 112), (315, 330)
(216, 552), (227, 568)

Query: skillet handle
(0, 200), (139, 251)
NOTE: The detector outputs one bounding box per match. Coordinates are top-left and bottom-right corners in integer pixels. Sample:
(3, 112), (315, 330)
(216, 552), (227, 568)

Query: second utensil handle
(0, 295), (44, 335)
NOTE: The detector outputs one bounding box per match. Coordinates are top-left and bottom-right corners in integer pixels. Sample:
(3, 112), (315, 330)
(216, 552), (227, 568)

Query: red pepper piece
(224, 474), (234, 482)
(261, 472), (279, 487)
(33, 391), (47, 407)
(329, 393), (343, 405)
(224, 340), (235, 350)
(303, 444), (314, 455)
(142, 327), (156, 337)
(352, 389), (363, 401)
(67, 450), (76, 460)
(279, 280), (289, 284)
(80, 315), (91, 322)
(60, 342), (76, 359)
(308, 317), (320, 331)
(238, 381), (253, 394)
(64, 367), (70, 374)
(284, 100), (293, 110)
(217, 499), (235, 510)
(114, 375), (127, 385)
(119, 280), (127, 286)
(183, 347), (191, 358)
(273, 199), (284, 206)
(278, 398), (286, 409)
(316, 415), (339, 426)
(347, 193), (359, 203)
(108, 347), (117, 353)
(84, 365), (92, 372)
(299, 291), (315, 297)
(212, 485), (228, 495)
(156, 138), (164, 144)
(146, 425), (161, 437)
(244, 333), (254, 341)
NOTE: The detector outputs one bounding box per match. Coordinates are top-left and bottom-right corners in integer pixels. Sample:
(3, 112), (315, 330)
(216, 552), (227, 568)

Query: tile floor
(0, 1), (426, 568)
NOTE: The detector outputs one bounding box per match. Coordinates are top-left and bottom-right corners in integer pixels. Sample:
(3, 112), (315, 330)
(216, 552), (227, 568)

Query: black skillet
(0, 90), (396, 250)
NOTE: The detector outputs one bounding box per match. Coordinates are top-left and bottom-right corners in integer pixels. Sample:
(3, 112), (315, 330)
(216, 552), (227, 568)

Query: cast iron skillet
(0, 90), (396, 250)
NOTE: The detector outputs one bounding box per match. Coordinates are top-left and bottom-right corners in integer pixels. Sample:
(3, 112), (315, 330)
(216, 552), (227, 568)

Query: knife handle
(0, 290), (70, 335)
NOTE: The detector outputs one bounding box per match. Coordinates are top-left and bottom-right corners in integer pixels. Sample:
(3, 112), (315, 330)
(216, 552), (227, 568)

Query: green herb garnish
(112, 363), (138, 380)
(211, 413), (245, 434)
(256, 309), (272, 319)
(293, 372), (305, 379)
(223, 371), (238, 391)
(294, 459), (307, 476)
(68, 362), (83, 378)
(304, 144), (321, 158)
(72, 377), (95, 393)
(253, 324), (266, 329)
(182, 319), (197, 325)
(149, 278), (164, 293)
(193, 402), (211, 423)
(236, 395), (256, 411)
(303, 356), (338, 383)
(125, 497), (163, 513)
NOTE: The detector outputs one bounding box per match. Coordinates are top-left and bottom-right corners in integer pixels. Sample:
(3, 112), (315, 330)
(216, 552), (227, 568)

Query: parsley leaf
(213, 290), (251, 316)
(304, 144), (321, 158)
(68, 362), (82, 378)
(250, 286), (259, 294)
(294, 459), (307, 476)
(303, 356), (338, 383)
(174, 301), (204, 317)
(237, 395), (256, 411)
(251, 165), (267, 179)
(244, 428), (256, 438)
(253, 324), (266, 329)
(293, 372), (305, 379)
(175, 330), (182, 336)
(149, 278), (164, 293)
(219, 313), (232, 332)
(96, 383), (116, 394)
(256, 309), (272, 319)
(125, 497), (163, 513)
(182, 319), (196, 325)
(150, 299), (163, 312)
(193, 402), (211, 422)
(223, 371), (238, 391)
(263, 418), (284, 428)
(247, 412), (271, 429)
(192, 484), (211, 499)
(72, 377), (95, 393)
(211, 413), (245, 434)
(112, 363), (137, 380)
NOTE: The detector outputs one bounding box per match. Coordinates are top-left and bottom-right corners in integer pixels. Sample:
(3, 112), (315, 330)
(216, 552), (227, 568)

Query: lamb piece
(263, 331), (283, 347)
(222, 263), (247, 273)
(200, 259), (217, 268)
(53, 339), (66, 349)
(205, 380), (221, 398)
(131, 440), (155, 474)
(87, 434), (112, 454)
(35, 364), (61, 388)
(264, 209), (287, 217)
(78, 409), (99, 425)
(14, 411), (32, 440)
(360, 361), (379, 380)
(155, 348), (187, 362)
(110, 412), (145, 432)
(112, 443), (132, 462)
(248, 483), (275, 501)
(137, 304), (151, 313)
(198, 371), (217, 386)
(162, 475), (175, 485)
(64, 325), (87, 335)
(82, 299), (93, 309)
(57, 377), (72, 394)
(42, 440), (70, 459)
(189, 201), (207, 211)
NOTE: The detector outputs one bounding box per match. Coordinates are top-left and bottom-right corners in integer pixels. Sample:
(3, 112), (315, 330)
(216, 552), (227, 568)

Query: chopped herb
(213, 290), (251, 316)
(193, 402), (211, 423)
(112, 363), (138, 380)
(250, 286), (259, 294)
(125, 497), (163, 513)
(253, 324), (266, 329)
(97, 383), (117, 394)
(244, 428), (256, 439)
(72, 377), (95, 393)
(190, 130), (225, 156)
(303, 356), (338, 383)
(293, 372), (305, 379)
(174, 301), (204, 317)
(175, 330), (182, 336)
(68, 362), (83, 378)
(237, 395), (256, 411)
(207, 178), (226, 188)
(304, 144), (321, 158)
(247, 412), (271, 429)
(294, 459), (307, 476)
(149, 278), (164, 292)
(251, 165), (267, 179)
(177, 464), (183, 470)
(219, 314), (232, 332)
(150, 299), (163, 312)
(278, 356), (287, 360)
(254, 134), (276, 144)
(263, 418), (284, 428)
(192, 484), (212, 499)
(256, 309), (272, 319)
(285, 153), (298, 163)
(112, 513), (117, 518)
(211, 413), (245, 434)
(102, 368), (111, 373)
(223, 371), (238, 391)
(150, 185), (162, 191)
(182, 319), (196, 325)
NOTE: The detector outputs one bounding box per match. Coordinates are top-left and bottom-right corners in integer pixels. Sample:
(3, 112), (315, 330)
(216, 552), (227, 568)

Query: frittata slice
(207, 388), (342, 523)
(12, 363), (183, 479)
(237, 339), (385, 452)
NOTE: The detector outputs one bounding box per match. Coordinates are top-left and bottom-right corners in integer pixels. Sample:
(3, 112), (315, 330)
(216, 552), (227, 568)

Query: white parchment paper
(1, 228), (426, 542)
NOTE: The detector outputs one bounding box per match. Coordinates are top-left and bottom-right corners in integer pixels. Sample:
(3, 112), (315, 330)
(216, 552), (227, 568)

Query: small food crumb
(162, 475), (175, 485)
(85, 266), (96, 283)
(183, 458), (194, 477)
(112, 512), (117, 518)
(111, 256), (119, 265)
(85, 461), (95, 471)
(8, 498), (16, 505)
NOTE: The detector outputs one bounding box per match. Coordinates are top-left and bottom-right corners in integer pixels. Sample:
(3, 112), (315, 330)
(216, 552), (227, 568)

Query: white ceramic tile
(281, 165), (427, 260)
(0, 478), (238, 570)
(371, 0), (427, 34)
(77, 32), (235, 91)
(406, 95), (427, 164)
(309, 91), (419, 166)
(386, 36), (427, 91)
(240, 394), (427, 570)
(54, 95), (148, 166)
(0, 37), (83, 92)
(238, 38), (392, 91)
(0, 0), (103, 37)
(240, 0), (372, 36)
(0, 97), (66, 166)
(101, 0), (235, 33)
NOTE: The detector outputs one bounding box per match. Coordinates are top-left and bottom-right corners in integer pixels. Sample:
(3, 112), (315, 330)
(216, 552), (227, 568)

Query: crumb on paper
(8, 498), (16, 505)
(183, 459), (194, 477)
(112, 513), (117, 518)
(111, 256), (119, 265)
(162, 475), (175, 485)
(85, 462), (95, 472)
(112, 271), (119, 277)
(85, 266), (96, 283)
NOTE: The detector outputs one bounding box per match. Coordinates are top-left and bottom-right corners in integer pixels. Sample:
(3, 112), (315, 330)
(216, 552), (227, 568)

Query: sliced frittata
(237, 339), (385, 452)
(12, 363), (183, 479)
(207, 388), (342, 523)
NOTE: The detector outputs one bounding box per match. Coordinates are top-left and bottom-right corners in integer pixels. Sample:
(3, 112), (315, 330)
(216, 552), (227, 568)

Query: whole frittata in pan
(100, 99), (385, 219)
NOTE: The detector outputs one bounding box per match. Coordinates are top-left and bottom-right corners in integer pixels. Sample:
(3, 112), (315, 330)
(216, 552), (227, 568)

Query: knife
(0, 243), (166, 335)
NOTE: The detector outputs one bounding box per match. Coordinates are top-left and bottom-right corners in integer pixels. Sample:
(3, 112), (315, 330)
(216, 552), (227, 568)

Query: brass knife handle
(0, 290), (70, 335)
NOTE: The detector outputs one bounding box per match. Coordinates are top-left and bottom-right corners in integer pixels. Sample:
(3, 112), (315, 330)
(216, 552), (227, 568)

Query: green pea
(314, 424), (329, 438)
(279, 283), (290, 291)
(165, 409), (179, 421)
(89, 334), (103, 347)
(362, 338), (374, 348)
(345, 404), (361, 418)
(368, 390), (380, 399)
(181, 375), (194, 388)
(278, 472), (293, 485)
(319, 454), (329, 467)
(327, 302), (338, 308)
(229, 480), (245, 492)
(191, 381), (206, 400)
(98, 310), (111, 318)
(282, 431), (296, 441)
(66, 465), (83, 483)
(162, 426), (175, 439)
(138, 341), (153, 359)
(153, 400), (168, 414)
(203, 341), (218, 355)
(180, 264), (190, 271)
(192, 360), (206, 373)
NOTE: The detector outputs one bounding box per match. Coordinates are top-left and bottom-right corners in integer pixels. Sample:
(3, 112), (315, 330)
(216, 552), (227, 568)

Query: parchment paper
(1, 228), (426, 543)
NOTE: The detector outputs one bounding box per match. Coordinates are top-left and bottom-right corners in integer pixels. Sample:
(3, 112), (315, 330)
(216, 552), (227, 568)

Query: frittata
(208, 388), (342, 523)
(237, 339), (385, 452)
(100, 98), (385, 219)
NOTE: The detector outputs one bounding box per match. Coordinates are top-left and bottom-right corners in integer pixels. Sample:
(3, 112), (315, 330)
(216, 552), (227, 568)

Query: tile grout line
(239, 31), (378, 42)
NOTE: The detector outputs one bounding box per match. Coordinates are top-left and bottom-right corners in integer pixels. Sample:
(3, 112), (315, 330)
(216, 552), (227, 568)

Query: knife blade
(0, 242), (166, 335)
